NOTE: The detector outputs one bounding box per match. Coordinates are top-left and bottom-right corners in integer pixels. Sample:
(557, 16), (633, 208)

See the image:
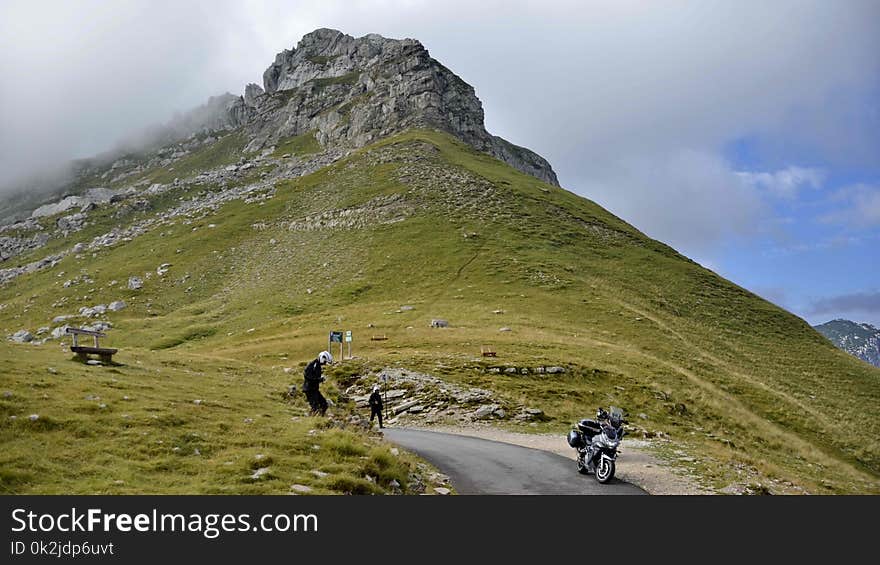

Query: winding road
(384, 428), (646, 495)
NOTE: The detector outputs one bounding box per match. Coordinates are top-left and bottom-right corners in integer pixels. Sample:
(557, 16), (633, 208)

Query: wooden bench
(66, 327), (117, 364)
(370, 334), (388, 341)
(481, 345), (496, 357)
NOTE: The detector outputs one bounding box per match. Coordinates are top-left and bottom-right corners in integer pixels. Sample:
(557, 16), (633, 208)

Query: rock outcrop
(228, 29), (558, 186)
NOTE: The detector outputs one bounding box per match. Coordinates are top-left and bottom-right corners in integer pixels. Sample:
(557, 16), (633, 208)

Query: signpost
(329, 331), (343, 361)
(381, 372), (389, 421)
(345, 330), (352, 359)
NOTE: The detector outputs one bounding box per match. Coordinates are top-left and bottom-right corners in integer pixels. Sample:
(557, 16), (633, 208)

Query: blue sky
(1, 1), (877, 326)
(716, 135), (880, 326)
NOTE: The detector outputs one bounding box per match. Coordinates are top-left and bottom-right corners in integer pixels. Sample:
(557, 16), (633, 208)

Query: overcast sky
(1, 0), (878, 325)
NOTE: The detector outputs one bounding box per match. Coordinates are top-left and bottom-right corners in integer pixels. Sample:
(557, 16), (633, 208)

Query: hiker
(368, 384), (384, 429)
(303, 350), (332, 416)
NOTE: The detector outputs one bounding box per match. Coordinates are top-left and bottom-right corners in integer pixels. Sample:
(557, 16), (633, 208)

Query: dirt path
(406, 424), (713, 495)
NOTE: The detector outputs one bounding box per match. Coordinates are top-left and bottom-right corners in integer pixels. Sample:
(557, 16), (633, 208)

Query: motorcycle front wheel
(596, 458), (615, 483)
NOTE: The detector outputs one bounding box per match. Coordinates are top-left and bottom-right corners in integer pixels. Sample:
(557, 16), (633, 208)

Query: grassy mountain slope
(2, 129), (878, 493)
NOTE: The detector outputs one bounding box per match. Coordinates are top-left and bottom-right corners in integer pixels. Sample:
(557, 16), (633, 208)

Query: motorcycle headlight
(600, 433), (619, 449)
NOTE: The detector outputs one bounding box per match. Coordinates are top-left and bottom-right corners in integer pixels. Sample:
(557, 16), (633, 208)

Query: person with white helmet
(368, 384), (384, 429)
(303, 350), (332, 416)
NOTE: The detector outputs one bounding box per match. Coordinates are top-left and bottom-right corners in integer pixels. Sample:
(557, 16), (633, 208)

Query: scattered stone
(400, 305), (414, 311)
(28, 414), (40, 421)
(86, 360), (102, 366)
(394, 400), (421, 415)
(499, 327), (511, 332)
(193, 399), (203, 405)
(311, 470), (329, 479)
(243, 418), (254, 424)
(430, 319), (448, 328)
(719, 484), (745, 495)
(36, 326), (50, 335)
(2, 391), (12, 398)
(127, 276), (143, 290)
(250, 467), (271, 480)
(291, 484), (312, 493)
(545, 366), (566, 374)
(473, 404), (499, 419)
(108, 300), (127, 311)
(433, 487), (451, 495)
(9, 329), (33, 343)
(390, 448), (399, 456)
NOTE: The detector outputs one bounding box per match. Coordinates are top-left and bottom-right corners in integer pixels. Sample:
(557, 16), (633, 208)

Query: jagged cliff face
(227, 29), (559, 186)
(815, 320), (880, 368)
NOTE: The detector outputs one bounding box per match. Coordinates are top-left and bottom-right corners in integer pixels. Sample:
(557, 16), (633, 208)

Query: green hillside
(2, 129), (878, 494)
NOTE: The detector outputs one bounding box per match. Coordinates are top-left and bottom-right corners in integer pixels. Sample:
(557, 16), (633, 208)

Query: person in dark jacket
(368, 384), (384, 429)
(303, 350), (332, 416)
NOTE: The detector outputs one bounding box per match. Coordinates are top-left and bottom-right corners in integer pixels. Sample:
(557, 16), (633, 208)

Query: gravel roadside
(404, 424), (713, 495)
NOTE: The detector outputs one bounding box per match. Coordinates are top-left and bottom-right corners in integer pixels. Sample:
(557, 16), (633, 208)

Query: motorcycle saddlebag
(567, 429), (586, 448)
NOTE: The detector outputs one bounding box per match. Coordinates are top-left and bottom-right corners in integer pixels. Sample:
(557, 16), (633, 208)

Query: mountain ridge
(815, 319), (880, 368)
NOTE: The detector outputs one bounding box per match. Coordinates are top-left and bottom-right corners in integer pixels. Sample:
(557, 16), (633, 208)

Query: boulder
(108, 300), (126, 312)
(51, 325), (70, 339)
(31, 196), (85, 218)
(473, 404), (499, 419)
(250, 467), (271, 480)
(56, 213), (87, 232)
(9, 329), (33, 343)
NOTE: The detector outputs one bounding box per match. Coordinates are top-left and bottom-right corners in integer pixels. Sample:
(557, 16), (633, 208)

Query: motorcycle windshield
(609, 406), (624, 426)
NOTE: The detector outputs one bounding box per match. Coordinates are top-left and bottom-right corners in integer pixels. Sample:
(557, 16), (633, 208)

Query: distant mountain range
(815, 320), (880, 368)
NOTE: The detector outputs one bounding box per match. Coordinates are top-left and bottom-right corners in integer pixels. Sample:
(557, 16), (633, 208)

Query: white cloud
(822, 184), (880, 227)
(736, 166), (825, 200)
(579, 148), (768, 255)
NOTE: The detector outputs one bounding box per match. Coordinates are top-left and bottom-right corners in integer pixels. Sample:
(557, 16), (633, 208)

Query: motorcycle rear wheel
(596, 458), (615, 483)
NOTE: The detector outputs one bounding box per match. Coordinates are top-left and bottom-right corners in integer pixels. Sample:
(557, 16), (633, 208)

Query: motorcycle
(567, 406), (626, 483)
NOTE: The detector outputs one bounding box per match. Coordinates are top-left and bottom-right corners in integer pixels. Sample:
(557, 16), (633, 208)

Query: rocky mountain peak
(234, 29), (558, 185)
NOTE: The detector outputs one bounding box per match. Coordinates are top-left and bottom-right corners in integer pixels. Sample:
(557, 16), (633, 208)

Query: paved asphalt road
(383, 428), (646, 495)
